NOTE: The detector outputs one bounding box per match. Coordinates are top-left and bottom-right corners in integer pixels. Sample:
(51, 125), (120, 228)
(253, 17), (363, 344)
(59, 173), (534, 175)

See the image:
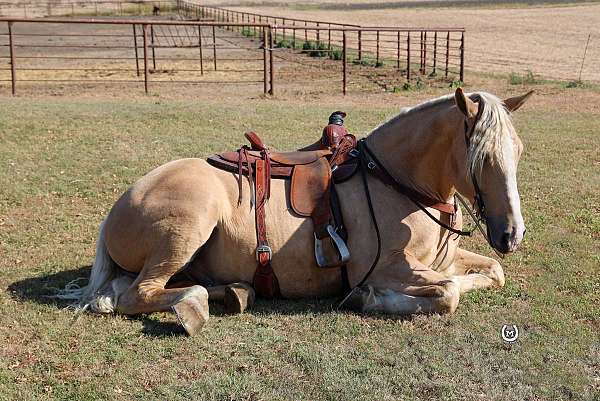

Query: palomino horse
(61, 88), (532, 335)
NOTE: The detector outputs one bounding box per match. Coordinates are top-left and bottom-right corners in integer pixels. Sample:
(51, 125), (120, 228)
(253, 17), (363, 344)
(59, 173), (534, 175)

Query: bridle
(458, 95), (505, 259)
(346, 95), (503, 297)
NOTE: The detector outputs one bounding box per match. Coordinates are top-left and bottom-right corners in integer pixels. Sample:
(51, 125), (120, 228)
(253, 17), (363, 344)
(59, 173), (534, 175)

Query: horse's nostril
(522, 228), (527, 239)
(503, 232), (511, 243)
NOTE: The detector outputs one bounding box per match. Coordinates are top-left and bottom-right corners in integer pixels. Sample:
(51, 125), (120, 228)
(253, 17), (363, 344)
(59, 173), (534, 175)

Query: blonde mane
(467, 92), (515, 179)
(370, 91), (515, 179)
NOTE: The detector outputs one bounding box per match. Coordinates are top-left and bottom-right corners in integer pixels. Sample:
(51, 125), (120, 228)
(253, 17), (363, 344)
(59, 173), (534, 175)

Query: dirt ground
(0, 17), (462, 97)
(223, 1), (600, 82)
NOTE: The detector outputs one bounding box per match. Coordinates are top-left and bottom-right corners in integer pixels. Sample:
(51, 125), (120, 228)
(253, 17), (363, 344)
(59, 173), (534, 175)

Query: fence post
(150, 25), (156, 71)
(358, 30), (362, 60)
(445, 31), (450, 78)
(316, 22), (320, 42)
(460, 31), (464, 82)
(342, 30), (347, 95)
(406, 31), (411, 81)
(142, 24), (149, 94)
(269, 27), (274, 95)
(198, 25), (204, 75)
(433, 31), (437, 75)
(376, 30), (380, 64)
(423, 31), (427, 75)
(397, 31), (400, 70)
(304, 21), (307, 42)
(420, 31), (424, 74)
(132, 24), (140, 76)
(8, 22), (16, 95)
(263, 28), (268, 94)
(212, 25), (217, 71)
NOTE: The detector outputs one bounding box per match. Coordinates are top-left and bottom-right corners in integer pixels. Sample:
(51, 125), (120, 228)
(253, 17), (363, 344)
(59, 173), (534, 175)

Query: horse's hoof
(338, 286), (367, 312)
(172, 291), (209, 336)
(224, 282), (255, 314)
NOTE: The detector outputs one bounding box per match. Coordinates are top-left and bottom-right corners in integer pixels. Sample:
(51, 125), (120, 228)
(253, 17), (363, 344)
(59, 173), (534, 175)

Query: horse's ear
(504, 90), (534, 112)
(454, 87), (478, 119)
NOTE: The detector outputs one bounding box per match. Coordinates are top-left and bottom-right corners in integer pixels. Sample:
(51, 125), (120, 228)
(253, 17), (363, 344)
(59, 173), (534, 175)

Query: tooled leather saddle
(207, 112), (358, 298)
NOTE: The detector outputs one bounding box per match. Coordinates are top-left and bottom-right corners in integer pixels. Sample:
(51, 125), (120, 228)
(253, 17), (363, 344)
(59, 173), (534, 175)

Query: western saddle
(207, 112), (358, 298)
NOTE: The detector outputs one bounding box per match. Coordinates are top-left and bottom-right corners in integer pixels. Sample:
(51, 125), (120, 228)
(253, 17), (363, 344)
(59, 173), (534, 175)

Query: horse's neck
(366, 102), (464, 203)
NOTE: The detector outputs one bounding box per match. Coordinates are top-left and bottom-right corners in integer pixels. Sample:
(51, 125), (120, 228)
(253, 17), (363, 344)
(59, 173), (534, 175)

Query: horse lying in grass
(61, 88), (532, 335)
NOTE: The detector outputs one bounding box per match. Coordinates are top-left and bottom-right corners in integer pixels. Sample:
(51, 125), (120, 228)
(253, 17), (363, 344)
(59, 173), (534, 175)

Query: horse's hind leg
(116, 236), (211, 335)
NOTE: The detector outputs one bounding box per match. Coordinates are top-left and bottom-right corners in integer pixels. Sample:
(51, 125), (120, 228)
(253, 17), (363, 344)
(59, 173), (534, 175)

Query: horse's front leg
(342, 257), (461, 315)
(448, 248), (505, 294)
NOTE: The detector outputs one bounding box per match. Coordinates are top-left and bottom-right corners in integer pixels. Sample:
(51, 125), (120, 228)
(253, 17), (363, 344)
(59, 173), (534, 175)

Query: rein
(347, 97), (503, 295)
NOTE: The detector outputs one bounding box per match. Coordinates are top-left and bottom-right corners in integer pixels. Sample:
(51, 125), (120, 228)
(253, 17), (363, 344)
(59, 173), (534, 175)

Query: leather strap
(252, 157), (279, 298)
(330, 183), (350, 292)
(362, 146), (456, 216)
(311, 184), (332, 239)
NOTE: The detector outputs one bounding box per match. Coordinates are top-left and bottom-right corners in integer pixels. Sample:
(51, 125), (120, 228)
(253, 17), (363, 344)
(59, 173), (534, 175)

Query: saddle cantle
(207, 112), (358, 298)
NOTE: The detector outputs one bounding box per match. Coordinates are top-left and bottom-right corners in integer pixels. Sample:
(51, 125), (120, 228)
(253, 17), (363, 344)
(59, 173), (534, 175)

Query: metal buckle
(314, 225), (351, 268)
(367, 161), (376, 170)
(349, 148), (360, 158)
(255, 245), (272, 261)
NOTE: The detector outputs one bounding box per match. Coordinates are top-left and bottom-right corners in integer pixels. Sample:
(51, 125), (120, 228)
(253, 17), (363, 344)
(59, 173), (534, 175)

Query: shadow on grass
(7, 265), (92, 308)
(6, 266), (186, 337)
(7, 266), (413, 336)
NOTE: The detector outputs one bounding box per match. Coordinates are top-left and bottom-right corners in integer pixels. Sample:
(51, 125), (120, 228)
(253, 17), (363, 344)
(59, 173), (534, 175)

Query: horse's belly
(191, 179), (344, 298)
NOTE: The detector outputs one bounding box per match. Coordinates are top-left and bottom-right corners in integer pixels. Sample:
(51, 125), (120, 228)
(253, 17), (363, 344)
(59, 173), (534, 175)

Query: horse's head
(454, 88), (533, 254)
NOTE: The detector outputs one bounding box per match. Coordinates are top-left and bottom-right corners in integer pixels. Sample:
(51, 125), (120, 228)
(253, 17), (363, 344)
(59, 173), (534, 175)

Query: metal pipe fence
(0, 1), (177, 18)
(0, 15), (464, 95)
(176, 0), (465, 83)
(0, 18), (273, 95)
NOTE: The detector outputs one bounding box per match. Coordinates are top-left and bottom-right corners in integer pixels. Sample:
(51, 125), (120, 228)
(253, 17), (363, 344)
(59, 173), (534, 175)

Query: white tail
(56, 220), (121, 313)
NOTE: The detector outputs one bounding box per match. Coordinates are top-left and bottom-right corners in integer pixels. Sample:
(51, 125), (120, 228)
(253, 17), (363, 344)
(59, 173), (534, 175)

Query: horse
(60, 88), (532, 335)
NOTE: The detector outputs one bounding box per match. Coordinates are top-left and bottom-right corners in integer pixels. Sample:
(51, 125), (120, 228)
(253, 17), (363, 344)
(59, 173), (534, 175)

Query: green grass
(509, 70), (540, 85)
(0, 94), (598, 400)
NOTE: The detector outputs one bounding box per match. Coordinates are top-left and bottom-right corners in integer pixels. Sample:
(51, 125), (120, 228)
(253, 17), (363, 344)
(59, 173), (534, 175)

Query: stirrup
(314, 225), (350, 268)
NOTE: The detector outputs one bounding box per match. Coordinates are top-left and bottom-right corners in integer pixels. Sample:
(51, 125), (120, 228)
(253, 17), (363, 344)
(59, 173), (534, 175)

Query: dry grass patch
(0, 85), (599, 400)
